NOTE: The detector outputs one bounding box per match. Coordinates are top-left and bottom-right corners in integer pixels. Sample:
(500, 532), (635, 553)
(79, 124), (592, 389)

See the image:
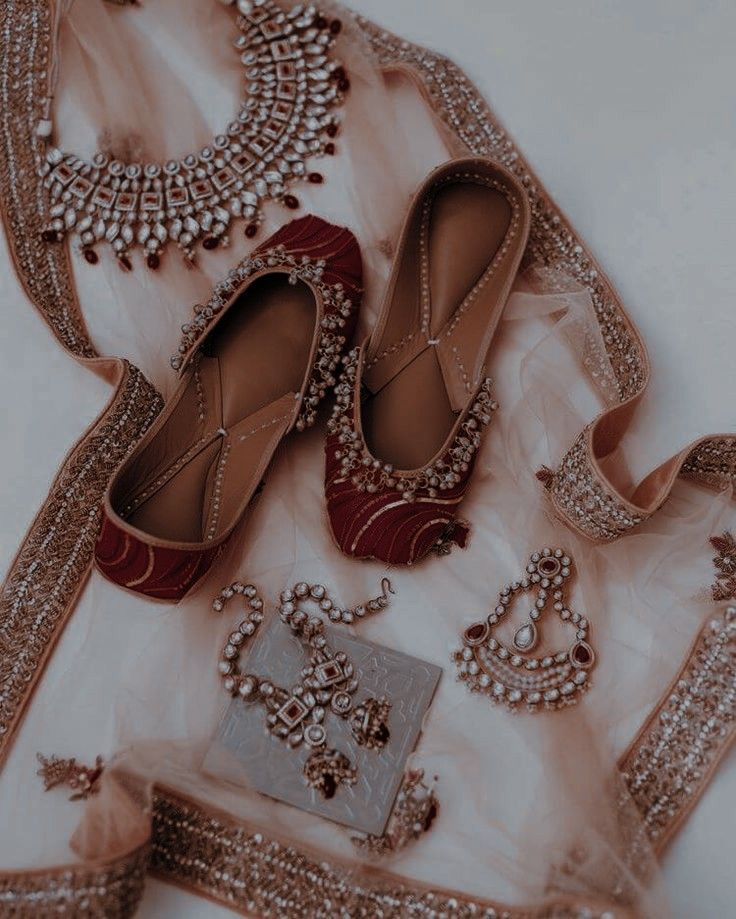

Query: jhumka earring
(455, 548), (596, 711)
(216, 579), (394, 798)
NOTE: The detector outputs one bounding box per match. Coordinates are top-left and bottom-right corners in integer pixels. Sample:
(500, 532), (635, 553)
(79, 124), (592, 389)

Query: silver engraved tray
(203, 614), (442, 835)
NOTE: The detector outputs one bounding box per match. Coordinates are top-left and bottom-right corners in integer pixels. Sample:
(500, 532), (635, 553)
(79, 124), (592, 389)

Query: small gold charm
(36, 753), (105, 801)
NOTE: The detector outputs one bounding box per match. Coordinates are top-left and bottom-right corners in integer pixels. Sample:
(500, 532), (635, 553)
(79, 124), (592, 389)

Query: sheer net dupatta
(66, 750), (641, 919)
(1, 2), (733, 918)
(358, 16), (735, 546)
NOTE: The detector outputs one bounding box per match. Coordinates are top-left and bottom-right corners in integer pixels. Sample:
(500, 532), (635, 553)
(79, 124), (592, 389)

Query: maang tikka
(455, 548), (596, 711)
(216, 579), (396, 799)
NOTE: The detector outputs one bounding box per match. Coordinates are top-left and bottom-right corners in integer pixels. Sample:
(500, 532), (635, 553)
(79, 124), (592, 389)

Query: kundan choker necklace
(40, 0), (349, 270)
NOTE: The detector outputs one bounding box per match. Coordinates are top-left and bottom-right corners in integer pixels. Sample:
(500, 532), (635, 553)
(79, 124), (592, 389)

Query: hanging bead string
(278, 576), (395, 625)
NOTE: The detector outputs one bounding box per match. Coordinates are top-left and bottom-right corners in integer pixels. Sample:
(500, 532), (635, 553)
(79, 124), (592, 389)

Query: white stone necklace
(39, 0), (349, 270)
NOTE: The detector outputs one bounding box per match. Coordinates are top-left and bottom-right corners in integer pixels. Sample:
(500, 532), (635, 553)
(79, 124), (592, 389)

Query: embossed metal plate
(203, 615), (442, 835)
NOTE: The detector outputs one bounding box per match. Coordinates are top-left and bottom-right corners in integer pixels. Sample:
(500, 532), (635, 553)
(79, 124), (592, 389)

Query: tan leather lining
(117, 275), (316, 543)
(361, 159), (529, 470)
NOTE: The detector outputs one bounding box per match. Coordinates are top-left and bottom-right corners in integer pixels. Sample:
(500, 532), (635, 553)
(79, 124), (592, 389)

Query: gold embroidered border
(148, 786), (628, 919)
(0, 0), (164, 771)
(0, 843), (149, 918)
(0, 0), (94, 358)
(710, 532), (736, 603)
(619, 605), (736, 855)
(0, 362), (163, 770)
(0, 783), (627, 919)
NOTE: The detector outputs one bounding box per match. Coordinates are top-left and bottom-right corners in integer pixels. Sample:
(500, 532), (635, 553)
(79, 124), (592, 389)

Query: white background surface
(1, 1), (734, 916)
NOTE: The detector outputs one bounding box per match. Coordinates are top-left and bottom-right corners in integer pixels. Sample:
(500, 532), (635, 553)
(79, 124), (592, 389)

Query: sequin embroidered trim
(149, 787), (625, 919)
(545, 428), (645, 542)
(0, 364), (162, 770)
(0, 844), (149, 918)
(0, 0), (94, 357)
(710, 532), (736, 603)
(0, 0), (165, 772)
(618, 605), (735, 852)
(3, 776), (621, 917)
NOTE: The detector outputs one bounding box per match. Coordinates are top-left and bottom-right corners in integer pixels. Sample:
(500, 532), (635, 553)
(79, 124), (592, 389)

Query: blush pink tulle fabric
(0, 3), (731, 918)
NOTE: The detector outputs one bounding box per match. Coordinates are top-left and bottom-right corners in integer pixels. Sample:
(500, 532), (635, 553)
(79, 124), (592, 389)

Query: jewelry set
(210, 549), (596, 850)
(41, 0), (348, 268)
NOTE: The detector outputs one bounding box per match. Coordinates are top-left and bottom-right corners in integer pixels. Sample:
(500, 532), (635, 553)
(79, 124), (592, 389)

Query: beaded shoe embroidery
(325, 346), (497, 564)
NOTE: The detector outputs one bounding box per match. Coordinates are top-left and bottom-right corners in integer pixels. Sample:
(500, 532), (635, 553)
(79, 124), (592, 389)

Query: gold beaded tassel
(36, 752), (105, 801)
